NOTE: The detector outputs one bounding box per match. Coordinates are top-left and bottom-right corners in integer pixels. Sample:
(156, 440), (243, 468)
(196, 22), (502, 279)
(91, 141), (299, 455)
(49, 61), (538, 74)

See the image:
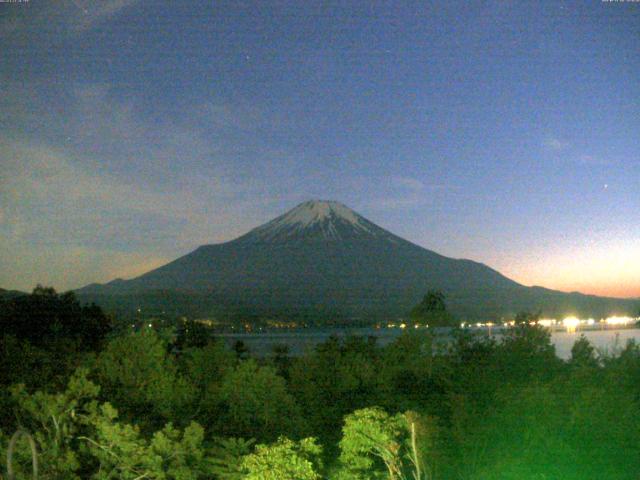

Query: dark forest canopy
(0, 285), (111, 350)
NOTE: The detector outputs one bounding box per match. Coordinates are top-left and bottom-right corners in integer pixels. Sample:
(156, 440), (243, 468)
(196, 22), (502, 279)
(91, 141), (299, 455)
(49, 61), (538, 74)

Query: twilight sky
(1, 1), (639, 297)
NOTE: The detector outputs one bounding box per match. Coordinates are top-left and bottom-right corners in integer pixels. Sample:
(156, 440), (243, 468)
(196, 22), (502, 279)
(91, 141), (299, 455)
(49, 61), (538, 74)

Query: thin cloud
(71, 0), (139, 28)
(574, 155), (617, 167)
(0, 83), (301, 290)
(542, 137), (570, 151)
(0, 0), (141, 39)
(0, 136), (272, 248)
(540, 135), (619, 168)
(49, 0), (142, 32)
(0, 239), (171, 292)
(0, 136), (284, 290)
(391, 176), (425, 192)
(356, 176), (454, 212)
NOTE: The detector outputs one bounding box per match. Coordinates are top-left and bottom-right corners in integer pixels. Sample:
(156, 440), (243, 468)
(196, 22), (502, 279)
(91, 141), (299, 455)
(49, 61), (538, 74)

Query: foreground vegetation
(2, 288), (640, 479)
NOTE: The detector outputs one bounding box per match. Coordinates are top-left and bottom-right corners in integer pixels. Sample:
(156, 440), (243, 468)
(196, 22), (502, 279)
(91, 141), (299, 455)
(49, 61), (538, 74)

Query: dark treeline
(2, 287), (640, 479)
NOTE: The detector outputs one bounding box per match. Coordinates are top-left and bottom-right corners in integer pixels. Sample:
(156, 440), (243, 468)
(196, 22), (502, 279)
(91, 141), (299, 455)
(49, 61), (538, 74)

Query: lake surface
(217, 327), (640, 360)
(551, 328), (639, 359)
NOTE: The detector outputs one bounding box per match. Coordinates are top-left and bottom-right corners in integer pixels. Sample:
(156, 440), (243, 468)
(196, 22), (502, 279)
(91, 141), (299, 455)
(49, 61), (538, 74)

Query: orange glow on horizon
(553, 284), (640, 299)
(499, 239), (640, 299)
(508, 276), (640, 299)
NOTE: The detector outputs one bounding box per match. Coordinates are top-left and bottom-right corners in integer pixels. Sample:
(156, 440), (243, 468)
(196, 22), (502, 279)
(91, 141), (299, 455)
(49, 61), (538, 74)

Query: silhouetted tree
(233, 340), (250, 360)
(514, 310), (541, 325)
(409, 290), (455, 327)
(498, 322), (561, 383)
(175, 319), (212, 349)
(570, 335), (599, 368)
(0, 285), (111, 350)
(271, 344), (292, 379)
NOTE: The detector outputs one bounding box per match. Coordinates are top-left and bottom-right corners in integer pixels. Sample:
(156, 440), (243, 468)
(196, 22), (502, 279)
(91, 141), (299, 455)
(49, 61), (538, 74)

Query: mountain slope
(0, 288), (28, 301)
(77, 200), (637, 321)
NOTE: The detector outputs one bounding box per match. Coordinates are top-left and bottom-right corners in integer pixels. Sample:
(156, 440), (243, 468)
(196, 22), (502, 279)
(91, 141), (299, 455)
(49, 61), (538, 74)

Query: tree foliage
(0, 286), (111, 350)
(208, 436), (255, 480)
(337, 407), (436, 480)
(3, 299), (640, 480)
(6, 368), (100, 479)
(216, 359), (306, 441)
(240, 436), (322, 480)
(94, 328), (196, 427)
(409, 291), (455, 327)
(570, 334), (598, 368)
(87, 408), (211, 480)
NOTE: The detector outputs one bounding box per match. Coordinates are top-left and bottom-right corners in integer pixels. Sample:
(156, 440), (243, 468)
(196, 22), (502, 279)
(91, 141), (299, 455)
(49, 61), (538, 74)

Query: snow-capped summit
(243, 200), (388, 242)
(276, 200), (361, 227)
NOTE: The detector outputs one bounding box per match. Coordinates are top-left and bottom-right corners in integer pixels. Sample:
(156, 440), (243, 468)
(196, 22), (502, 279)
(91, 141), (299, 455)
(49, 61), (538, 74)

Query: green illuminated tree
(209, 436), (255, 480)
(87, 408), (211, 480)
(336, 407), (436, 480)
(216, 359), (306, 441)
(5, 368), (100, 479)
(240, 436), (322, 480)
(5, 367), (218, 479)
(288, 336), (381, 441)
(94, 328), (195, 426)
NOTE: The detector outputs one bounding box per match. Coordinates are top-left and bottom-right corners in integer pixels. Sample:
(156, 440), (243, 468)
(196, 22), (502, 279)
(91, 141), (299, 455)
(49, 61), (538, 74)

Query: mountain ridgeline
(77, 200), (637, 322)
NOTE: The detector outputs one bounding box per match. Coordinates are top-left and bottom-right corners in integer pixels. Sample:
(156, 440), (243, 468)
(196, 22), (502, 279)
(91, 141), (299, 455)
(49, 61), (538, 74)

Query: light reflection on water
(218, 328), (640, 360)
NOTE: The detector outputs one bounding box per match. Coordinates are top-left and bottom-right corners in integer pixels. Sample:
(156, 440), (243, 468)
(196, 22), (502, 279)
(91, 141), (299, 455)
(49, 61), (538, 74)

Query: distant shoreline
(210, 323), (639, 336)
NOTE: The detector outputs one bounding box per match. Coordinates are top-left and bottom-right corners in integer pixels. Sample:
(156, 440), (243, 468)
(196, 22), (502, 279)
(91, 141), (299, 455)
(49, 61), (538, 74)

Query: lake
(217, 327), (640, 360)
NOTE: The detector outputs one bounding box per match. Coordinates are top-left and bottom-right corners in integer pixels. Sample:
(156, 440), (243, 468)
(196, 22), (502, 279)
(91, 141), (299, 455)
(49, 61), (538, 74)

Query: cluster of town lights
(386, 323), (427, 329)
(557, 316), (637, 328)
(458, 316), (638, 331)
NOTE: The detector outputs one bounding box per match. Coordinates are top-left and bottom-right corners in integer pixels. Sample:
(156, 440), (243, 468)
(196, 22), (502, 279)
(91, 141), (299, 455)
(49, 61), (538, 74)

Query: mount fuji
(77, 200), (636, 322)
